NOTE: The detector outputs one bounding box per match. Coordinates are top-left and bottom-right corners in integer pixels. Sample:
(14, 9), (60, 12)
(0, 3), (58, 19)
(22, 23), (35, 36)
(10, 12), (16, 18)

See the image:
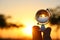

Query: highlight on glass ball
(35, 9), (51, 23)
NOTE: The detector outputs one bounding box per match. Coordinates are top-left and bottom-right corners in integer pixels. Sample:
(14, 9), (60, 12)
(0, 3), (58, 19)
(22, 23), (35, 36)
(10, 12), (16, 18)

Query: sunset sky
(0, 0), (60, 39)
(0, 0), (60, 24)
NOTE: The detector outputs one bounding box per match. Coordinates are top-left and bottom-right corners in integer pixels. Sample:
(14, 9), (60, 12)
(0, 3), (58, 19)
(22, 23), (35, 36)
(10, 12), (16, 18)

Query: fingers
(32, 26), (42, 40)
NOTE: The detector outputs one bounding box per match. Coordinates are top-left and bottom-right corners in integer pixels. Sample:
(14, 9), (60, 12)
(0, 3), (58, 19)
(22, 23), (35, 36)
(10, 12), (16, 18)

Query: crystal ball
(35, 10), (50, 23)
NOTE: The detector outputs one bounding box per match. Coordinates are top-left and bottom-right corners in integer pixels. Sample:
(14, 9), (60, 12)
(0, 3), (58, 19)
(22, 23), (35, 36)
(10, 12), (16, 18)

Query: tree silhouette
(0, 14), (7, 28)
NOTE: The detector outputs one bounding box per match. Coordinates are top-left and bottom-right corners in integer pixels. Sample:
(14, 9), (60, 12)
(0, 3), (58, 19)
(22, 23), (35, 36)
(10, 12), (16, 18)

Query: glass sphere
(35, 10), (50, 23)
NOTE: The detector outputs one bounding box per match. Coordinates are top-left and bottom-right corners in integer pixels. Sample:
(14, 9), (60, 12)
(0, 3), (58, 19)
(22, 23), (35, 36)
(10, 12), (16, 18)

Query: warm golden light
(23, 27), (32, 36)
(40, 14), (45, 17)
(21, 20), (35, 38)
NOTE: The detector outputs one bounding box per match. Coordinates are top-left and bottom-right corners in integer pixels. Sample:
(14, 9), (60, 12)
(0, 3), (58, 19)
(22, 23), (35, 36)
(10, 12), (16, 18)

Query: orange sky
(0, 0), (60, 39)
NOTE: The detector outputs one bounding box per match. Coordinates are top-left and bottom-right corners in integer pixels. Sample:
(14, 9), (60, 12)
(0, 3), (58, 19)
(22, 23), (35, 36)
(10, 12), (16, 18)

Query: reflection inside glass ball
(40, 14), (46, 17)
(36, 10), (50, 23)
(37, 15), (49, 23)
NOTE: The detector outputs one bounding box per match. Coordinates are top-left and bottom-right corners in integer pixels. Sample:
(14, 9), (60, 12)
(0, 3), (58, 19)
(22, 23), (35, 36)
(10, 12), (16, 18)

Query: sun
(23, 26), (32, 35)
(21, 20), (35, 38)
(40, 14), (46, 17)
(22, 24), (33, 38)
(23, 23), (33, 35)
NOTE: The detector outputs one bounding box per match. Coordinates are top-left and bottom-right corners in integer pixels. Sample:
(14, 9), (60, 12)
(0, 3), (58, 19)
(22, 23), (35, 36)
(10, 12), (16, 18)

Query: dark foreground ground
(0, 38), (60, 40)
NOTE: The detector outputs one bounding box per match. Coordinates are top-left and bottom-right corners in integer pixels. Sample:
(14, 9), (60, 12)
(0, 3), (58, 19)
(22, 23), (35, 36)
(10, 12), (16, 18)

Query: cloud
(7, 23), (24, 28)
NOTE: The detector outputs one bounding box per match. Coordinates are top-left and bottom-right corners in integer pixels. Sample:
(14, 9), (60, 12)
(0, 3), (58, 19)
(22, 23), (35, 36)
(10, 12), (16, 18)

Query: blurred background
(0, 0), (60, 40)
